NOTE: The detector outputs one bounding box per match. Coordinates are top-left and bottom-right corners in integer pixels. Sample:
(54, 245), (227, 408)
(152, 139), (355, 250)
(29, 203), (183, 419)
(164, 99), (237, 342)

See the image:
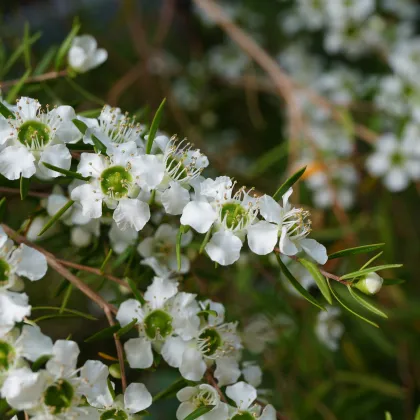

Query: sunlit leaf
(272, 166), (306, 201)
(347, 286), (388, 319)
(298, 257), (332, 304)
(146, 98), (166, 154)
(328, 243), (385, 260)
(341, 264), (403, 281)
(38, 199), (75, 236)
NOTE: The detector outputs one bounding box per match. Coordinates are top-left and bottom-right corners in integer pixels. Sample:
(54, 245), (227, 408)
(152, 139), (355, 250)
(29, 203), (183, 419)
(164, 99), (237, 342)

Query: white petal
(113, 198), (150, 231)
(161, 182), (190, 215)
(242, 363), (262, 388)
(247, 221), (278, 255)
(16, 97), (40, 120)
(225, 381), (257, 411)
(137, 237), (154, 258)
(300, 238), (328, 265)
(176, 386), (197, 402)
(131, 154), (165, 190)
(107, 141), (137, 166)
(205, 230), (242, 266)
(51, 106), (81, 144)
(259, 195), (282, 224)
(0, 226), (8, 248)
(366, 153), (389, 176)
(144, 276), (178, 309)
(109, 222), (138, 254)
(214, 358), (241, 387)
(384, 167), (410, 192)
(77, 153), (106, 178)
(0, 145), (36, 180)
(46, 340), (80, 376)
(80, 360), (114, 408)
(279, 227), (298, 256)
(38, 144), (72, 178)
(124, 337), (153, 369)
(18, 324), (53, 361)
(124, 382), (152, 413)
(161, 336), (188, 368)
(116, 299), (144, 327)
(260, 405), (277, 420)
(91, 49), (108, 69)
(12, 244), (47, 281)
(0, 292), (31, 333)
(176, 401), (196, 420)
(180, 347), (206, 381)
(180, 201), (217, 233)
(71, 183), (103, 219)
(46, 193), (72, 220)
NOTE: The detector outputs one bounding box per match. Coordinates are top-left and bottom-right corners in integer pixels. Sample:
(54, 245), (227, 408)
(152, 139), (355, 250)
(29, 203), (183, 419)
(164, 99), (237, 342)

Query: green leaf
(72, 118), (88, 135)
(152, 377), (189, 402)
(250, 142), (289, 177)
(127, 277), (146, 305)
(360, 251), (384, 270)
(23, 23), (32, 69)
(276, 254), (325, 311)
(298, 257), (332, 304)
(38, 199), (75, 236)
(34, 46), (58, 75)
(6, 68), (31, 103)
(382, 278), (405, 286)
(328, 243), (385, 260)
(55, 19), (81, 71)
(415, 406), (420, 420)
(84, 324), (120, 343)
(31, 306), (97, 321)
(199, 227), (212, 255)
(146, 98), (166, 154)
(92, 134), (107, 154)
(198, 309), (218, 318)
(326, 280), (378, 328)
(100, 249), (113, 273)
(272, 166), (306, 201)
(42, 162), (89, 180)
(0, 197), (6, 221)
(59, 283), (73, 314)
(34, 313), (82, 323)
(32, 354), (52, 372)
(111, 246), (134, 269)
(20, 175), (31, 200)
(347, 286), (388, 319)
(341, 264), (403, 281)
(116, 318), (138, 338)
(385, 412), (392, 420)
(65, 77), (105, 106)
(184, 406), (215, 420)
(0, 101), (14, 119)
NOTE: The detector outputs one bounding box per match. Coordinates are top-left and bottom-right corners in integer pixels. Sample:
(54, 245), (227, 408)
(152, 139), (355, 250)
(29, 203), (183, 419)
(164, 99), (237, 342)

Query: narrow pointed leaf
(184, 406), (215, 420)
(55, 19), (81, 70)
(360, 251), (384, 270)
(20, 176), (31, 200)
(385, 412), (392, 420)
(327, 280), (378, 328)
(31, 306), (97, 320)
(199, 228), (212, 254)
(0, 101), (14, 119)
(59, 283), (73, 314)
(415, 406), (420, 420)
(348, 286), (388, 319)
(197, 309), (218, 318)
(84, 324), (120, 343)
(32, 354), (52, 372)
(276, 255), (325, 311)
(38, 199), (75, 236)
(6, 68), (31, 103)
(72, 118), (88, 134)
(92, 134), (107, 154)
(127, 277), (146, 305)
(34, 45), (58, 75)
(152, 378), (189, 402)
(100, 249), (113, 273)
(42, 162), (89, 180)
(341, 264), (403, 280)
(328, 243), (385, 260)
(272, 166), (306, 200)
(146, 98), (166, 154)
(116, 318), (138, 338)
(298, 257), (332, 304)
(176, 226), (183, 271)
(0, 197), (6, 221)
(382, 278), (405, 286)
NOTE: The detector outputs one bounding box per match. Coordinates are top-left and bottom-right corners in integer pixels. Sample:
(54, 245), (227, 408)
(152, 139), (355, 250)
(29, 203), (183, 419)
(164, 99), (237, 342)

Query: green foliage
(146, 98), (166, 154)
(272, 166), (306, 200)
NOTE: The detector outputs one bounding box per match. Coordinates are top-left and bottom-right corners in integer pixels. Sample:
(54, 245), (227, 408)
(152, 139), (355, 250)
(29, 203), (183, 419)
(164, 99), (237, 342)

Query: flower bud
(354, 272), (383, 295)
(109, 363), (121, 379)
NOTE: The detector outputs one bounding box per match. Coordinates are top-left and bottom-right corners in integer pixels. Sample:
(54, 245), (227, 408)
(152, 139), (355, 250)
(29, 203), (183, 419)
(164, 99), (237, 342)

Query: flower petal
(113, 198), (150, 231)
(161, 182), (190, 215)
(279, 227), (299, 256)
(247, 221), (278, 255)
(38, 144), (72, 178)
(124, 382), (152, 414)
(18, 325), (53, 362)
(116, 299), (144, 327)
(300, 238), (328, 265)
(180, 347), (207, 381)
(259, 194), (282, 224)
(0, 145), (36, 180)
(12, 244), (47, 281)
(161, 336), (188, 368)
(124, 337), (153, 369)
(205, 230), (242, 266)
(180, 200), (217, 234)
(225, 381), (257, 411)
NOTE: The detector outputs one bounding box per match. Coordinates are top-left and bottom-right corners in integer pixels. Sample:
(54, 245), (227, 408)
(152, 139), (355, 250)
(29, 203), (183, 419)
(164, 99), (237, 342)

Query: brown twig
(1, 224), (117, 314)
(153, 0), (176, 47)
(0, 70), (68, 90)
(0, 186), (50, 199)
(104, 306), (128, 392)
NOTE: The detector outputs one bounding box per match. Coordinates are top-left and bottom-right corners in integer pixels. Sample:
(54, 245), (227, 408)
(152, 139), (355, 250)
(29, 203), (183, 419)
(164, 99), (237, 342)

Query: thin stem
(104, 306), (127, 392)
(0, 70), (68, 89)
(0, 186), (50, 198)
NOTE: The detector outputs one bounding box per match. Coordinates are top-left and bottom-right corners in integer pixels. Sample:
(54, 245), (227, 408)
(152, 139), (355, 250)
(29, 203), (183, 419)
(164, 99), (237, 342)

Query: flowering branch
(0, 70), (68, 90)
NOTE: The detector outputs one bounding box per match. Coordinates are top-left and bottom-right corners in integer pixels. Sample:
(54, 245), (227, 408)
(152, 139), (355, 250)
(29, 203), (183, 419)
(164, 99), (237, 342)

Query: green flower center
(44, 380), (74, 414)
(198, 328), (222, 356)
(101, 409), (129, 420)
(144, 310), (173, 340)
(100, 166), (132, 198)
(18, 120), (50, 149)
(166, 156), (188, 181)
(391, 152), (404, 166)
(0, 258), (10, 285)
(221, 203), (248, 230)
(0, 341), (15, 372)
(231, 413), (255, 420)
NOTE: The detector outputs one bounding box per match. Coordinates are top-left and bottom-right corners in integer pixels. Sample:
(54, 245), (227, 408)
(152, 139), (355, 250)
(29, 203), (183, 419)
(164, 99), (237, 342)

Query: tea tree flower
(247, 189), (327, 264)
(68, 35), (108, 73)
(176, 384), (228, 420)
(71, 142), (154, 231)
(0, 97), (80, 180)
(315, 307), (344, 351)
(117, 277), (200, 369)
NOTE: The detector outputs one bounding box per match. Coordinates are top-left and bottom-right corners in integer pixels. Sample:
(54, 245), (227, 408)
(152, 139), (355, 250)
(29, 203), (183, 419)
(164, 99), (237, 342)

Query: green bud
(354, 272), (383, 295)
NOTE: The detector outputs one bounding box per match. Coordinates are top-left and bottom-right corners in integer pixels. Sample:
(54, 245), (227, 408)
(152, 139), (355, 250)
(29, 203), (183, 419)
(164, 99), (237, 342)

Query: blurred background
(1, 0), (420, 419)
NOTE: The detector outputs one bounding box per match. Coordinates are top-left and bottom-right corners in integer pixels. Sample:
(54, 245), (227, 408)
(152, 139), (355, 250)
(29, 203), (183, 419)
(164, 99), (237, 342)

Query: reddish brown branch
(0, 70), (68, 90)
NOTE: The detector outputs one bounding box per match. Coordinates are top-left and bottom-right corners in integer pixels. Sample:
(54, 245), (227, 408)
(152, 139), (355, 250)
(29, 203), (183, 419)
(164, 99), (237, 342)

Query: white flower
(315, 306), (344, 351)
(81, 105), (145, 148)
(0, 226), (47, 333)
(0, 97), (80, 180)
(176, 384), (228, 420)
(176, 300), (242, 386)
(89, 381), (152, 419)
(226, 382), (276, 419)
(68, 35), (107, 73)
(242, 361), (263, 388)
(71, 142), (152, 231)
(117, 277), (200, 370)
(366, 132), (420, 192)
(208, 42), (250, 79)
(242, 314), (277, 355)
(137, 223), (193, 275)
(181, 177), (258, 265)
(0, 324), (53, 384)
(109, 221), (138, 254)
(389, 39), (420, 88)
(247, 189), (327, 264)
(2, 340), (111, 419)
